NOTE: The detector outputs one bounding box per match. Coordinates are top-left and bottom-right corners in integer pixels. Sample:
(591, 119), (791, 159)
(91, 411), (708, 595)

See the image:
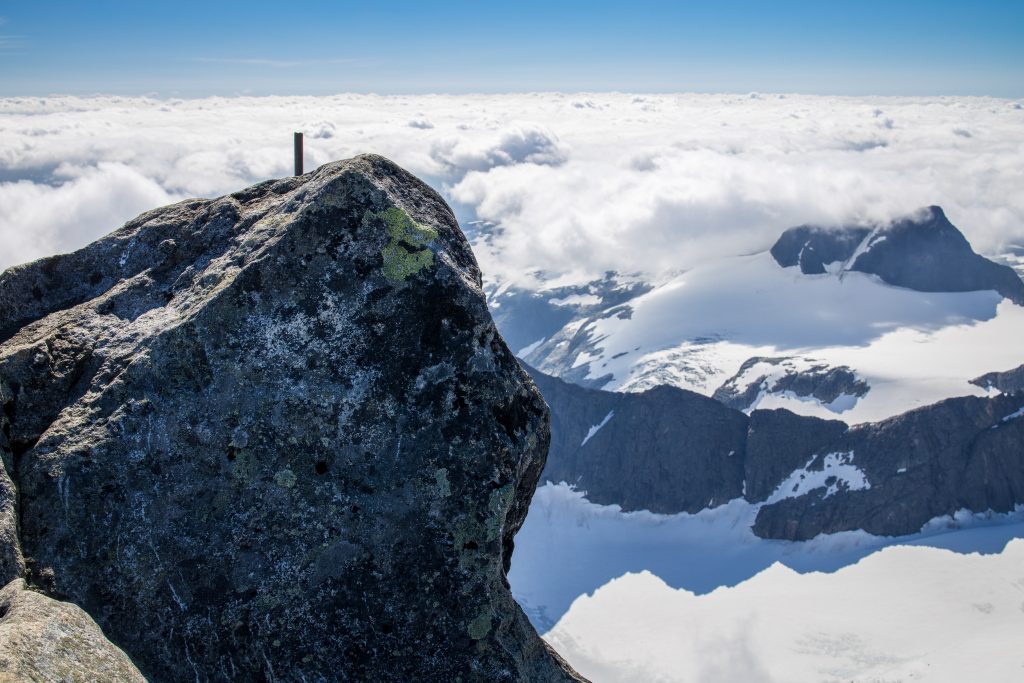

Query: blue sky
(1, 1), (1022, 96)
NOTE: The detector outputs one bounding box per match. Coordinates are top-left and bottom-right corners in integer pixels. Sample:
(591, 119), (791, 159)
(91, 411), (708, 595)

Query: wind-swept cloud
(1, 93), (1022, 282)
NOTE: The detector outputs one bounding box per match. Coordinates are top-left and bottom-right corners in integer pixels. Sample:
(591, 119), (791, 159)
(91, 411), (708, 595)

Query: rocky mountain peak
(770, 206), (1024, 304)
(0, 155), (584, 681)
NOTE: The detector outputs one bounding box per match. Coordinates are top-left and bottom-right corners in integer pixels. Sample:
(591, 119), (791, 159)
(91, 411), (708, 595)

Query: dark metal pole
(294, 132), (304, 175)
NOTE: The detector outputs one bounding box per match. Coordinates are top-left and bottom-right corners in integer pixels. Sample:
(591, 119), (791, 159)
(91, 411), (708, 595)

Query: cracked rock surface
(0, 155), (583, 682)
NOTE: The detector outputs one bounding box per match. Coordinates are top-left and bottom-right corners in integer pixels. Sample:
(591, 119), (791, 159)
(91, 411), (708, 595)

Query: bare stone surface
(0, 578), (145, 682)
(0, 155), (584, 682)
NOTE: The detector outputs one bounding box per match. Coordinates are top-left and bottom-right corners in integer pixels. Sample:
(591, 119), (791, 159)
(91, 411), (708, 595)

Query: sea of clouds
(1, 93), (1022, 284)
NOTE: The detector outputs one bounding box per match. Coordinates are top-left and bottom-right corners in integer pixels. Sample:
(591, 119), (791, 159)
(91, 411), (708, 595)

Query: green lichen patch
(274, 468), (297, 488)
(485, 484), (514, 541)
(467, 610), (493, 641)
(367, 206), (438, 281)
(434, 468), (451, 498)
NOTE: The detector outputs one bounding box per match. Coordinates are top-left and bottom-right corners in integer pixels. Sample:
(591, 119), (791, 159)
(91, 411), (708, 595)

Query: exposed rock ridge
(528, 365), (1024, 540)
(712, 356), (869, 412)
(770, 206), (1024, 304)
(971, 363), (1024, 395)
(0, 155), (584, 682)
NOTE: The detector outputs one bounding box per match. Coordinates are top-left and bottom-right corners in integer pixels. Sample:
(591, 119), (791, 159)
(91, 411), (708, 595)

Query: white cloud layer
(513, 484), (1024, 683)
(1, 93), (1022, 281)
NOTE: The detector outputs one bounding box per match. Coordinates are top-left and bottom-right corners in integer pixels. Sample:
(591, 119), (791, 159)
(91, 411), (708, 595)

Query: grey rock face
(529, 366), (1024, 540)
(0, 155), (583, 682)
(527, 365), (846, 512)
(527, 366), (747, 513)
(770, 206), (1024, 304)
(771, 225), (870, 274)
(0, 578), (146, 682)
(712, 356), (869, 412)
(743, 409), (848, 503)
(753, 392), (1024, 540)
(971, 363), (1024, 395)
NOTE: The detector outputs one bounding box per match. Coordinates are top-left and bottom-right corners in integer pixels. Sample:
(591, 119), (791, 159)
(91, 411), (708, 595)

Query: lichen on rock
(0, 154), (585, 682)
(371, 205), (439, 281)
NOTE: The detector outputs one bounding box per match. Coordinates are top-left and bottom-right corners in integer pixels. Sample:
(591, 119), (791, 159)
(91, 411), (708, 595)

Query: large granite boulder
(0, 155), (583, 682)
(0, 578), (146, 681)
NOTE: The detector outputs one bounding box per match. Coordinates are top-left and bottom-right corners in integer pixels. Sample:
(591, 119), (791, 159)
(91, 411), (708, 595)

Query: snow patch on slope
(517, 337), (546, 357)
(766, 451), (871, 504)
(1001, 406), (1024, 423)
(580, 411), (614, 447)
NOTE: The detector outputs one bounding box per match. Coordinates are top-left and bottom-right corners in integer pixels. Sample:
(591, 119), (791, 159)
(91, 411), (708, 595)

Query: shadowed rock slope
(971, 363), (1024, 395)
(0, 155), (584, 682)
(770, 206), (1024, 304)
(526, 366), (845, 514)
(528, 366), (1024, 540)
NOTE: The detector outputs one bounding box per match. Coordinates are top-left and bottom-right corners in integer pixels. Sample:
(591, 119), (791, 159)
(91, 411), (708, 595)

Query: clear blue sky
(1, 1), (1022, 97)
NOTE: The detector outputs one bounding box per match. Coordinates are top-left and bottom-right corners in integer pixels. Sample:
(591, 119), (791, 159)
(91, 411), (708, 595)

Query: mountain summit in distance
(770, 206), (1024, 305)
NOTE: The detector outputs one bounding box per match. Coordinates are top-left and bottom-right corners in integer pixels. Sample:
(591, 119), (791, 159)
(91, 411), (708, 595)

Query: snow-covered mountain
(495, 206), (1024, 424)
(501, 206), (1024, 682)
(527, 365), (1024, 539)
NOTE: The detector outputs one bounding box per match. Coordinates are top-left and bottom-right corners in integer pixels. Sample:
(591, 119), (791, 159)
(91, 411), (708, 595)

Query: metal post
(294, 132), (304, 176)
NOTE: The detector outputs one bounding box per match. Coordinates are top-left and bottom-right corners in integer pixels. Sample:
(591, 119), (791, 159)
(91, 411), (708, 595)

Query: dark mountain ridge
(528, 365), (1024, 541)
(770, 206), (1024, 304)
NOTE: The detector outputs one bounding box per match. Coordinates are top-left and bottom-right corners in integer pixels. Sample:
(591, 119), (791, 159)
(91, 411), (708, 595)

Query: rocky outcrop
(971, 363), (1024, 395)
(529, 366), (1024, 540)
(0, 578), (146, 681)
(712, 356), (869, 412)
(770, 206), (1024, 304)
(527, 366), (748, 513)
(527, 366), (846, 512)
(744, 409), (848, 502)
(0, 155), (583, 682)
(754, 393), (1024, 539)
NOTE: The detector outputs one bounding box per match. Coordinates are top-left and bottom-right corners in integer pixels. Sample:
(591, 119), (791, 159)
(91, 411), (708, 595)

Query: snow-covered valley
(508, 248), (1024, 424)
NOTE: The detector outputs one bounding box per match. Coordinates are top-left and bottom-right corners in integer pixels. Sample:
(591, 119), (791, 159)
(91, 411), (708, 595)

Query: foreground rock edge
(0, 578), (147, 681)
(0, 154), (586, 682)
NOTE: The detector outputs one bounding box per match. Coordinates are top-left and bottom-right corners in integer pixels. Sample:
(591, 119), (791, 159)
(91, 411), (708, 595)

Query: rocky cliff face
(527, 366), (846, 513)
(528, 366), (748, 512)
(971, 363), (1024, 395)
(770, 206), (1024, 304)
(529, 366), (1024, 540)
(712, 356), (869, 412)
(0, 155), (583, 682)
(753, 392), (1024, 539)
